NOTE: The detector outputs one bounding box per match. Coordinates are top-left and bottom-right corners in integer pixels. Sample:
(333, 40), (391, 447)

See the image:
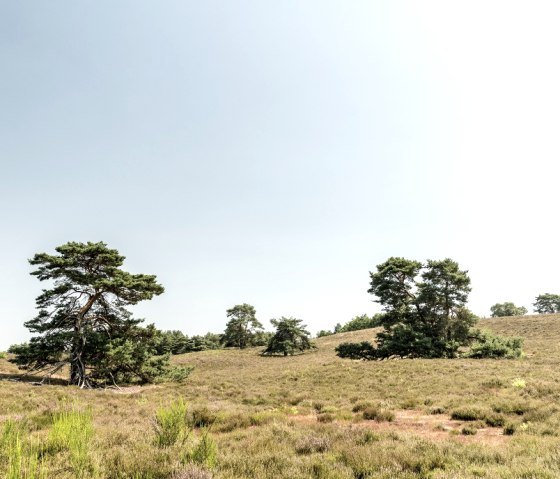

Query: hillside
(2, 314), (560, 478)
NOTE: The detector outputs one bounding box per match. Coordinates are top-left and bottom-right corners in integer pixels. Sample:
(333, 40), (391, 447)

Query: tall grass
(2, 420), (47, 479)
(48, 407), (94, 477)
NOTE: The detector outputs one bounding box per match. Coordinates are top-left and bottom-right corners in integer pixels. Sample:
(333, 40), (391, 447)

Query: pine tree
(9, 241), (165, 387)
(262, 317), (314, 356)
(222, 303), (263, 349)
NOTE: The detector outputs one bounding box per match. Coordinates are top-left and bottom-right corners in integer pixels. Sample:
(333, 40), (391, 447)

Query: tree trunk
(68, 292), (101, 387)
(70, 319), (89, 387)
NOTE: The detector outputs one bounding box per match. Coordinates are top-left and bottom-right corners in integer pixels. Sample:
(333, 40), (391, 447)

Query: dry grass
(2, 314), (560, 478)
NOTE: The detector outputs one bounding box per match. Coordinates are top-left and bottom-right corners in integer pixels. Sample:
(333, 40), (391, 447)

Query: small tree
(222, 303), (263, 349)
(262, 317), (314, 356)
(9, 241), (165, 387)
(533, 294), (560, 314)
(490, 302), (528, 317)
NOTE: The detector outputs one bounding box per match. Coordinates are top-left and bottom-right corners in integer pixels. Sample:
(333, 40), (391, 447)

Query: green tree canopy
(533, 294), (560, 314)
(221, 303), (264, 349)
(366, 257), (477, 358)
(490, 302), (528, 317)
(262, 317), (314, 356)
(9, 241), (165, 387)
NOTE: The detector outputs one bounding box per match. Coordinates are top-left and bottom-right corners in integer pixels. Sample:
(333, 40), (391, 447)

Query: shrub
(356, 430), (381, 445)
(190, 407), (218, 428)
(484, 413), (506, 427)
(466, 330), (523, 359)
(295, 435), (331, 454)
(429, 406), (446, 415)
(511, 378), (526, 389)
(0, 351), (6, 359)
(450, 407), (487, 421)
(161, 366), (195, 383)
(335, 342), (377, 360)
(313, 402), (325, 413)
(503, 423), (517, 435)
(362, 406), (395, 422)
(352, 401), (375, 413)
(190, 430), (218, 468)
(492, 400), (532, 416)
(481, 378), (505, 388)
(153, 398), (189, 447)
(461, 425), (478, 435)
(317, 413), (335, 423)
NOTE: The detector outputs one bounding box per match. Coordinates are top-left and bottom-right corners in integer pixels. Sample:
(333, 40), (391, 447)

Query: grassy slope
(2, 314), (560, 478)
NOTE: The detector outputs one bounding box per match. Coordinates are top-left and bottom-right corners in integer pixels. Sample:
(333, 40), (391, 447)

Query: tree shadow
(0, 372), (68, 386)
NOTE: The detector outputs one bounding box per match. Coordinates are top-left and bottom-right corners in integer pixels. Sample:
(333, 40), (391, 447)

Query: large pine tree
(10, 241), (165, 387)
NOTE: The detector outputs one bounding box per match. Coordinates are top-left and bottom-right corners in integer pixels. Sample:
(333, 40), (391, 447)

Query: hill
(2, 314), (560, 478)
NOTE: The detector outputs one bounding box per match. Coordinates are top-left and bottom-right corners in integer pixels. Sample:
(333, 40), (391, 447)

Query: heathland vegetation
(2, 243), (560, 477)
(2, 315), (560, 478)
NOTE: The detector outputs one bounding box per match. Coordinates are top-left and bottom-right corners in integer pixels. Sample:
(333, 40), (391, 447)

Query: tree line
(7, 242), (537, 388)
(490, 294), (560, 317)
(7, 242), (317, 387)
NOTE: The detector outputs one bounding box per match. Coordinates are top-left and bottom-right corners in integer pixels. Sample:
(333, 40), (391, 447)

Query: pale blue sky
(1, 1), (559, 349)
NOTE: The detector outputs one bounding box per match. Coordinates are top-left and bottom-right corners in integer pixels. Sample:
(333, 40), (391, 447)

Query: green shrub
(461, 425), (478, 435)
(190, 407), (218, 428)
(153, 398), (189, 447)
(190, 430), (217, 468)
(450, 407), (487, 421)
(503, 423), (517, 435)
(362, 406), (395, 422)
(161, 365), (195, 383)
(313, 402), (325, 413)
(352, 401), (375, 413)
(317, 413), (335, 423)
(492, 401), (532, 416)
(0, 351), (6, 359)
(335, 341), (377, 360)
(484, 413), (506, 427)
(466, 330), (524, 359)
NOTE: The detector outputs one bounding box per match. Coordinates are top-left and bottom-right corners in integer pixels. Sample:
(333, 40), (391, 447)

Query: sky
(1, 1), (559, 350)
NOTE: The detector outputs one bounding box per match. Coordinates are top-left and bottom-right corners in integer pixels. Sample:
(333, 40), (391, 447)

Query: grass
(1, 314), (560, 477)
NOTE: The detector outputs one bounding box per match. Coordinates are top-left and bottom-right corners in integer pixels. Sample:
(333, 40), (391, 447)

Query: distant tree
(9, 241), (166, 387)
(333, 323), (343, 333)
(533, 294), (560, 314)
(490, 302), (528, 317)
(316, 329), (334, 338)
(222, 303), (264, 349)
(262, 317), (314, 356)
(156, 330), (223, 355)
(339, 314), (383, 332)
